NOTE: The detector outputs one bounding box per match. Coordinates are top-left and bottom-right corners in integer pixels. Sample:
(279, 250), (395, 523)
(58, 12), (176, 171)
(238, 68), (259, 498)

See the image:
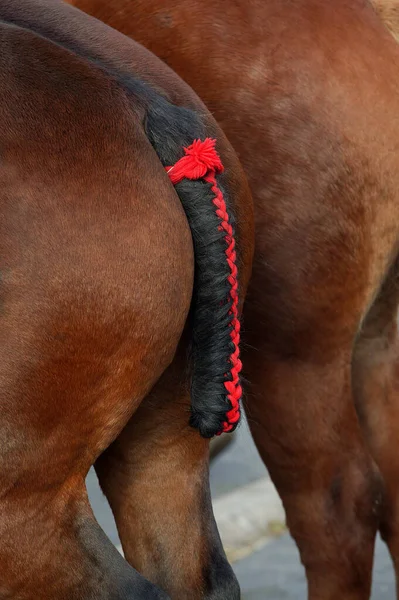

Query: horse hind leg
(0, 477), (169, 600)
(94, 346), (240, 600)
(245, 335), (382, 600)
(352, 256), (399, 597)
(241, 200), (386, 599)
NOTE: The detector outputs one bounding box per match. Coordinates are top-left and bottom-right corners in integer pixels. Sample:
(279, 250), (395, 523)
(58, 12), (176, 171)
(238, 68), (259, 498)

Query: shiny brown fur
(66, 0), (399, 598)
(0, 1), (254, 598)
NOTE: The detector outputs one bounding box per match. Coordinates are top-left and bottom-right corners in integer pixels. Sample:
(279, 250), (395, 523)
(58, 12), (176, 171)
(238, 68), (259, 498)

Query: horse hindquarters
(0, 20), (195, 598)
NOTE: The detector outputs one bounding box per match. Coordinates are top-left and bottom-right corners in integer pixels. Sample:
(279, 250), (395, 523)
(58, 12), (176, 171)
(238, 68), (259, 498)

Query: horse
(0, 0), (254, 597)
(65, 0), (399, 597)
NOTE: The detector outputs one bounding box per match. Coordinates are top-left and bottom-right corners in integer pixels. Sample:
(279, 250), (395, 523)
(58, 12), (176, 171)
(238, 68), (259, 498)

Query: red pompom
(166, 138), (224, 184)
(166, 138), (241, 437)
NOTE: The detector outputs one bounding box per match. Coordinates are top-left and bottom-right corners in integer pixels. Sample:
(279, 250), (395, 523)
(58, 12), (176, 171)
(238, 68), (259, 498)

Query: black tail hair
(143, 91), (241, 438)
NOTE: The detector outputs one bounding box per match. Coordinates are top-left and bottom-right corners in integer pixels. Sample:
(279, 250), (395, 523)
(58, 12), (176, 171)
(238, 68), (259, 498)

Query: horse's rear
(0, 17), (190, 599)
(0, 1), (253, 598)
(66, 0), (399, 598)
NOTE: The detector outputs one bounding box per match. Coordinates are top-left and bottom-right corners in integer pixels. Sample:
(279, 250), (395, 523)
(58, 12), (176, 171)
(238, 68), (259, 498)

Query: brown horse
(65, 0), (399, 598)
(0, 0), (254, 598)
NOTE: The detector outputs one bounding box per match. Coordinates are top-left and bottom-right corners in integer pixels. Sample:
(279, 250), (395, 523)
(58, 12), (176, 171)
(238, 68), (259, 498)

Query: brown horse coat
(67, 0), (399, 598)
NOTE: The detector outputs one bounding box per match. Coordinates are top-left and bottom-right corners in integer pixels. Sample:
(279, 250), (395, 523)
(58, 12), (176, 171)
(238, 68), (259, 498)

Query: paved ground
(87, 420), (395, 598)
(235, 534), (394, 600)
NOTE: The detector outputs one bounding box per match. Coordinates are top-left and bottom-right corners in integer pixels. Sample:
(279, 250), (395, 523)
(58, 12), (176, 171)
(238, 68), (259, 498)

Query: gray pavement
(235, 534), (394, 600)
(87, 420), (396, 598)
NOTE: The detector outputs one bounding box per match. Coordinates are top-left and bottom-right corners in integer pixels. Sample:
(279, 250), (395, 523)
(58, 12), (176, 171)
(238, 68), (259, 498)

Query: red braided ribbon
(165, 138), (241, 434)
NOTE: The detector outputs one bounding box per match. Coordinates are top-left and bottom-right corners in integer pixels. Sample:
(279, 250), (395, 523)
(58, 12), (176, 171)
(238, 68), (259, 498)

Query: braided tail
(104, 75), (241, 437)
(165, 139), (242, 438)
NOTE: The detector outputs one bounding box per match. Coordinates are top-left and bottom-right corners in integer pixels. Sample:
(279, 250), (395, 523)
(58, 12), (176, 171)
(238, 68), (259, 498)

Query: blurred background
(87, 416), (394, 599)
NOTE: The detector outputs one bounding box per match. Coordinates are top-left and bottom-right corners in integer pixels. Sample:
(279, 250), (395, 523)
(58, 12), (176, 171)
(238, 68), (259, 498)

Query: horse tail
(145, 95), (242, 439)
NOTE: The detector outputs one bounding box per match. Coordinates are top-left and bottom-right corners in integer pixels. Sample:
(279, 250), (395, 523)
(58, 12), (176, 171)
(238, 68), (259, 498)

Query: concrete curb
(213, 477), (286, 563)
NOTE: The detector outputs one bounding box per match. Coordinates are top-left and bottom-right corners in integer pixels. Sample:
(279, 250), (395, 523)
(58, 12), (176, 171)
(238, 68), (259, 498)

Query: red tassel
(166, 138), (224, 184)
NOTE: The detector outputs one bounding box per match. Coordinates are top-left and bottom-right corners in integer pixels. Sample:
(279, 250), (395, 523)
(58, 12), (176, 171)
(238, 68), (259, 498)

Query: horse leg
(95, 348), (239, 600)
(246, 336), (381, 599)
(242, 220), (387, 600)
(352, 258), (399, 595)
(0, 476), (168, 599)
